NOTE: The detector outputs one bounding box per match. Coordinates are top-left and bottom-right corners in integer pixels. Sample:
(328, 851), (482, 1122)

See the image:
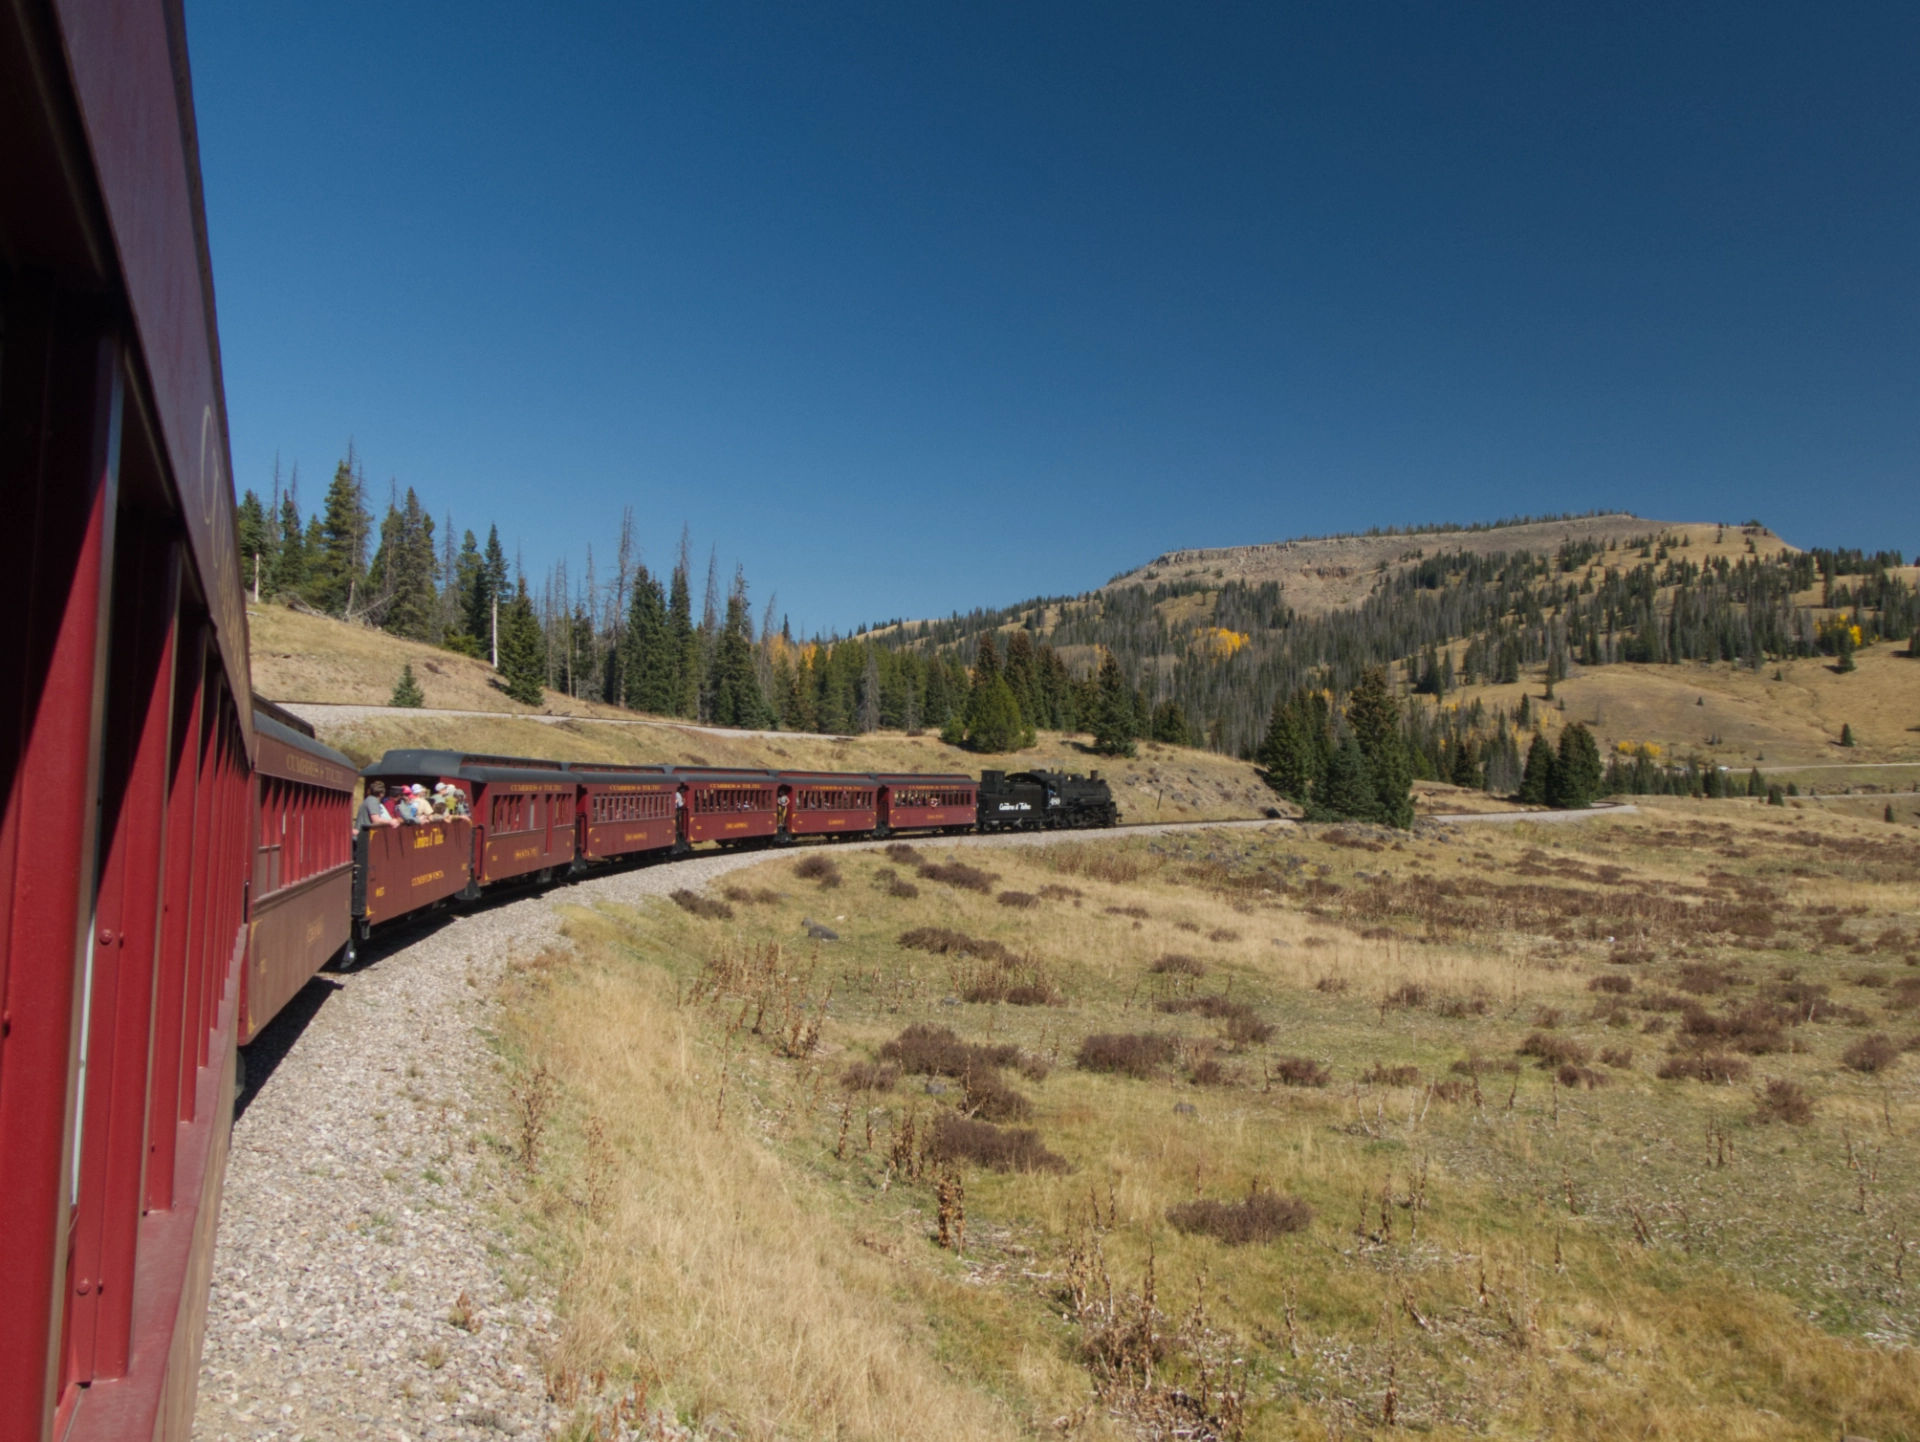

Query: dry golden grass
(498, 799), (1920, 1438)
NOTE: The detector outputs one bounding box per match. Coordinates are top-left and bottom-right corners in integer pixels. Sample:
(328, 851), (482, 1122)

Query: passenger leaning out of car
(357, 779), (401, 832)
(432, 781), (471, 819)
(396, 784), (434, 823)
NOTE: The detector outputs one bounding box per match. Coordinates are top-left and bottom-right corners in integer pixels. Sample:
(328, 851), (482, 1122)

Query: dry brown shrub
(1677, 963), (1739, 995)
(883, 842), (925, 865)
(1076, 1033), (1179, 1078)
(1657, 1053), (1752, 1083)
(1436, 994), (1492, 1017)
(1520, 1032), (1589, 1068)
(722, 884), (783, 905)
(1166, 1189), (1312, 1244)
(962, 1070), (1032, 1122)
(841, 1060), (900, 1092)
(898, 927), (1015, 964)
(1842, 1034), (1901, 1074)
(880, 1024), (1021, 1078)
(1451, 1053), (1519, 1075)
(1884, 977), (1920, 1011)
(1556, 1063), (1609, 1089)
(1532, 1006), (1566, 1029)
(884, 874), (920, 900)
(1599, 1047), (1634, 1069)
(1302, 936), (1332, 949)
(1852, 970), (1890, 989)
(1678, 1002), (1790, 1055)
(1590, 974), (1634, 995)
(1223, 1012), (1275, 1047)
(1149, 953), (1207, 977)
(1429, 1080), (1469, 1103)
(671, 889), (734, 921)
(793, 854), (843, 888)
(1384, 982), (1429, 1010)
(1272, 1056), (1330, 1087)
(1313, 974), (1349, 994)
(1037, 884), (1083, 901)
(1104, 904), (1151, 920)
(1208, 928), (1242, 943)
(1187, 1058), (1231, 1086)
(926, 1112), (1067, 1173)
(996, 890), (1039, 909)
(1363, 1062), (1420, 1086)
(919, 860), (995, 893)
(1753, 1078), (1815, 1124)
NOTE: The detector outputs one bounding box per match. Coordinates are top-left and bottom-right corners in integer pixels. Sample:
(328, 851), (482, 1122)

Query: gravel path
(193, 808), (1628, 1441)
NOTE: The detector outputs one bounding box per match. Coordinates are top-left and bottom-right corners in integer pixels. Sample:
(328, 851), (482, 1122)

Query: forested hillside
(242, 459), (1916, 806)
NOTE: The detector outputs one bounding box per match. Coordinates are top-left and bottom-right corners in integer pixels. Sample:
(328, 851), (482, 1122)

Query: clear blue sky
(188, 2), (1919, 636)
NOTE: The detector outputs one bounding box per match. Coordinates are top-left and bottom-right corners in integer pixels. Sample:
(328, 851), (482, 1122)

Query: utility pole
(491, 594), (499, 669)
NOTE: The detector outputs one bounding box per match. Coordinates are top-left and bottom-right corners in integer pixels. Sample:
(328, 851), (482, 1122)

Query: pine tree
(1258, 692), (1320, 802)
(1746, 768), (1765, 797)
(268, 487), (306, 598)
(1312, 736), (1378, 822)
(667, 555), (699, 718)
(1835, 623), (1857, 673)
(390, 663), (424, 708)
(370, 488), (439, 640)
(964, 675), (1025, 753)
(1519, 733), (1557, 805)
(620, 566), (674, 713)
(1003, 631), (1041, 728)
(1344, 666), (1413, 827)
(857, 646), (882, 733)
(307, 456), (371, 615)
(236, 489), (274, 600)
(444, 531), (485, 656)
(1550, 722), (1602, 808)
(709, 571), (767, 727)
(465, 526), (507, 660)
(1088, 649), (1136, 757)
(1840, 723), (1855, 747)
(1149, 699), (1191, 745)
(498, 579), (547, 707)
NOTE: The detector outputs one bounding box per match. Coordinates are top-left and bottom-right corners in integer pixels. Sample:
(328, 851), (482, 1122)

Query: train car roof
(362, 749), (573, 785)
(253, 711), (358, 789)
(868, 772), (976, 785)
(564, 763), (673, 784)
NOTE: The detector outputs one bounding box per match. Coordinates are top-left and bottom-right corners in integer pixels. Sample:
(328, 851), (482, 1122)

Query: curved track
(192, 806), (1629, 1442)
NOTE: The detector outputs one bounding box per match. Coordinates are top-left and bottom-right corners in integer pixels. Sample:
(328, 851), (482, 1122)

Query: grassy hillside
(503, 799), (1920, 1438)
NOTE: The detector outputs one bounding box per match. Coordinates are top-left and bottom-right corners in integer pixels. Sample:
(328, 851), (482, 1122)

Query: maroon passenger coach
(2, 0), (263, 1434)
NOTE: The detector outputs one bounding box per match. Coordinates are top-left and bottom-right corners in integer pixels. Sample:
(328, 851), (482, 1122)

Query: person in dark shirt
(357, 780), (400, 832)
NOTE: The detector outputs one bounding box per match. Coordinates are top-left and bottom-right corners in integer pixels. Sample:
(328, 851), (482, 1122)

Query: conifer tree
(857, 646), (882, 733)
(390, 663), (424, 708)
(1747, 768), (1765, 797)
(1149, 699), (1191, 745)
(709, 570), (768, 728)
(667, 554), (700, 718)
(1345, 666), (1413, 827)
(1003, 631), (1040, 728)
(1519, 733), (1557, 805)
(464, 526), (508, 660)
(964, 674), (1026, 753)
(1550, 722), (1602, 808)
(236, 490), (273, 600)
(620, 566), (675, 713)
(268, 489), (306, 598)
(1840, 723), (1855, 747)
(498, 578), (547, 707)
(1312, 736), (1378, 822)
(1090, 649), (1136, 758)
(307, 456), (371, 615)
(1258, 692), (1320, 802)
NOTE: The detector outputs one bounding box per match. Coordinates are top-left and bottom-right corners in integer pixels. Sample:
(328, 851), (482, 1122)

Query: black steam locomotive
(976, 768), (1120, 831)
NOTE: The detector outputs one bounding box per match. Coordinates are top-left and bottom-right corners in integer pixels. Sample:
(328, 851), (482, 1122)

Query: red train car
(780, 772), (878, 837)
(360, 751), (577, 894)
(565, 763), (678, 862)
(874, 773), (977, 835)
(243, 704), (357, 1041)
(678, 768), (780, 846)
(2, 2), (258, 1436)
